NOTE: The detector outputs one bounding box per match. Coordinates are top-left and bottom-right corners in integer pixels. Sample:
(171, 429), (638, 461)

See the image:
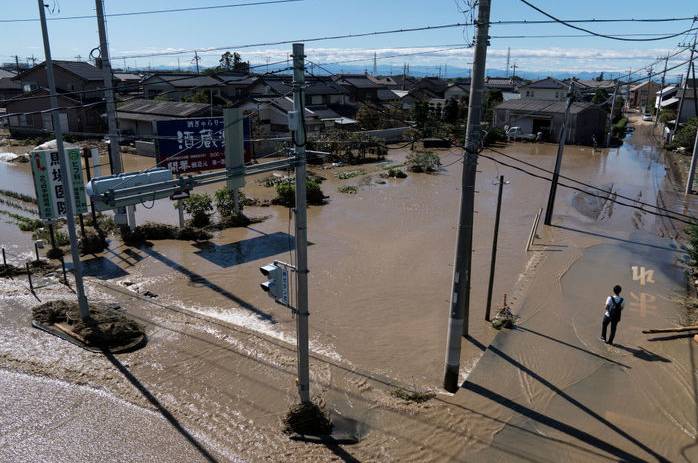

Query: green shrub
(214, 188), (247, 221)
(612, 117), (628, 138)
(484, 127), (506, 146)
(686, 223), (698, 268)
(79, 230), (107, 255)
(338, 185), (358, 194)
(181, 193), (213, 228)
(46, 247), (65, 260)
(177, 227), (212, 241)
(32, 228), (69, 246)
(274, 179), (326, 207)
(387, 168), (407, 179)
(670, 118), (698, 151)
(336, 170), (365, 180)
(407, 151), (441, 173)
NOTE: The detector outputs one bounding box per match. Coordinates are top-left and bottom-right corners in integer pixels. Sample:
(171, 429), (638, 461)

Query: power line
(109, 23), (476, 60)
(485, 147), (697, 222)
(518, 0), (698, 42)
(0, 0), (304, 23)
(477, 151), (696, 226)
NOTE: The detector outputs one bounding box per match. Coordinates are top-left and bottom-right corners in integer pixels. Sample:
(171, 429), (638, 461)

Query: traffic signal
(260, 263), (286, 302)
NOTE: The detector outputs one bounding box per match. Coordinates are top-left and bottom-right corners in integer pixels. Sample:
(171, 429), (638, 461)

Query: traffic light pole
(443, 0), (491, 393)
(291, 43), (311, 404)
(37, 0), (90, 320)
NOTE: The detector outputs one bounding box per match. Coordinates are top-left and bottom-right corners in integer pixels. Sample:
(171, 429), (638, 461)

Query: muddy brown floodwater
(1, 119), (697, 462)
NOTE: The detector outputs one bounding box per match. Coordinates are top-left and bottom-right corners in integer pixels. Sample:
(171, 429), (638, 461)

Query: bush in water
(181, 193), (213, 228)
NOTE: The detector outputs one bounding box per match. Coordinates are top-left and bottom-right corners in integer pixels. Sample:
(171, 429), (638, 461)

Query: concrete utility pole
(13, 55), (20, 73)
(485, 175), (505, 322)
(291, 43), (311, 404)
(95, 0), (131, 228)
(544, 82), (575, 226)
(672, 35), (697, 142)
(643, 67), (653, 113)
(655, 54), (669, 127)
(606, 82), (619, 147)
(193, 51), (201, 74)
(443, 0), (492, 393)
(37, 0), (90, 320)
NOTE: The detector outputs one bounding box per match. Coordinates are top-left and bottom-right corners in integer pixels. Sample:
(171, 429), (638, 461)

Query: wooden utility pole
(606, 82), (619, 147)
(444, 0), (492, 393)
(672, 35), (697, 142)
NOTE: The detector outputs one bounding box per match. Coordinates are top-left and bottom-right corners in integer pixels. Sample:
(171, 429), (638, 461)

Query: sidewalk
(458, 223), (698, 462)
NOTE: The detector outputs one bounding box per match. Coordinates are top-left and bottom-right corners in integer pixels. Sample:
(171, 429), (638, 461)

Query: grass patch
(32, 300), (145, 350)
(390, 387), (436, 404)
(407, 151), (441, 173)
(336, 169), (365, 180)
(283, 402), (333, 436)
(0, 189), (37, 204)
(32, 227), (69, 246)
(337, 185), (358, 194)
(387, 168), (407, 179)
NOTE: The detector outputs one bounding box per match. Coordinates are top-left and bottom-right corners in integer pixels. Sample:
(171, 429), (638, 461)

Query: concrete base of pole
(443, 367), (460, 393)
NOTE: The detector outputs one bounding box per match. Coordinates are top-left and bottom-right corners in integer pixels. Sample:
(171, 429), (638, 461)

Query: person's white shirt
(604, 295), (624, 318)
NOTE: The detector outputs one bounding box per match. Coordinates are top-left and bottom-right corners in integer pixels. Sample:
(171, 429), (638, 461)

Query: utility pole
(505, 47), (511, 78)
(95, 0), (130, 229)
(13, 55), (20, 73)
(544, 82), (575, 226)
(606, 82), (619, 147)
(193, 51), (201, 74)
(443, 0), (491, 393)
(485, 175), (505, 321)
(29, 55), (37, 67)
(643, 66), (653, 113)
(655, 54), (669, 127)
(373, 52), (377, 75)
(511, 63), (518, 79)
(672, 35), (696, 142)
(626, 69), (632, 109)
(37, 0), (90, 321)
(291, 43), (311, 404)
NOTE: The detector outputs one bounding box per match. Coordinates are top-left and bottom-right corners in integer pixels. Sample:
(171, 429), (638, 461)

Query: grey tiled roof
(53, 61), (104, 81)
(524, 77), (567, 90)
(117, 98), (211, 117)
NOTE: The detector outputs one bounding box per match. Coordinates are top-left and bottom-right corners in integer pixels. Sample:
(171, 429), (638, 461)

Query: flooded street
(1, 118), (697, 461)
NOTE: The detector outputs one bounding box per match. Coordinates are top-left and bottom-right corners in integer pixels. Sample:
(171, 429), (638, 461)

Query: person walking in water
(601, 285), (624, 345)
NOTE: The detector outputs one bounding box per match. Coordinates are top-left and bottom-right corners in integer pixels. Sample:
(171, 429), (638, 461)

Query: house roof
(307, 106), (342, 120)
(574, 79), (617, 90)
(335, 74), (384, 89)
(377, 88), (400, 101)
(13, 60), (104, 82)
(143, 73), (222, 88)
(523, 77), (567, 90)
(117, 98), (211, 117)
(656, 85), (677, 95)
(254, 76), (347, 96)
(215, 74), (259, 86)
(114, 72), (142, 82)
(629, 81), (660, 92)
(495, 98), (599, 114)
(0, 69), (16, 79)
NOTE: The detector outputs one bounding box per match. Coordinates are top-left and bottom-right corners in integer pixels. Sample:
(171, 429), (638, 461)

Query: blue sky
(0, 0), (696, 76)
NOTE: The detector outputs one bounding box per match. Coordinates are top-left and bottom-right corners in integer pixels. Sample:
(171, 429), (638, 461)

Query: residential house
(250, 75), (350, 106)
(494, 99), (607, 145)
(13, 60), (106, 101)
(629, 81), (662, 111)
(114, 72), (143, 95)
(333, 74), (387, 102)
(655, 85), (679, 113)
(519, 77), (568, 101)
(0, 69), (22, 106)
(444, 82), (471, 101)
(116, 98), (220, 156)
(142, 73), (223, 101)
(485, 77), (519, 93)
(573, 79), (618, 100)
(5, 88), (103, 137)
(216, 74), (259, 100)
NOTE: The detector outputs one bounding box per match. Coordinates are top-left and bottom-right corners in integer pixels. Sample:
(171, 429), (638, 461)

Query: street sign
(155, 116), (251, 175)
(30, 148), (87, 220)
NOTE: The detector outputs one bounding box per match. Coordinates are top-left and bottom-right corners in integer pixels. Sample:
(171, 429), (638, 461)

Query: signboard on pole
(30, 148), (87, 221)
(155, 116), (251, 175)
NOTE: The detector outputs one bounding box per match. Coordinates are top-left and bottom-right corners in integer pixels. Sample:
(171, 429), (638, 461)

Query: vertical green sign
(30, 148), (87, 221)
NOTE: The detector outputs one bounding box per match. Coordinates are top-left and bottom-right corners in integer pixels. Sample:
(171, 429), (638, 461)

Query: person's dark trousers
(601, 315), (618, 344)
